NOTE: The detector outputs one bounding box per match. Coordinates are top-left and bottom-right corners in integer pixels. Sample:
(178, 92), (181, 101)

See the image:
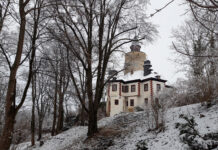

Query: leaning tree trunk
(0, 83), (16, 150)
(0, 5), (27, 149)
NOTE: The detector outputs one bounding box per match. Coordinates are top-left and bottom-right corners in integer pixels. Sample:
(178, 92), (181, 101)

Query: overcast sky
(142, 0), (189, 84)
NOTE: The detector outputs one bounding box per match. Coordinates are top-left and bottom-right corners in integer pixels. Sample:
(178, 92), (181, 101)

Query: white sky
(143, 0), (189, 84)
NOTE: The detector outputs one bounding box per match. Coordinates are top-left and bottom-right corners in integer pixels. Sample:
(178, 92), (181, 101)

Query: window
(157, 84), (161, 91)
(125, 86), (129, 93)
(126, 101), (128, 106)
(115, 99), (119, 105)
(144, 98), (148, 105)
(144, 84), (148, 91)
(122, 85), (129, 93)
(122, 86), (125, 92)
(131, 85), (136, 92)
(130, 99), (134, 106)
(112, 84), (117, 91)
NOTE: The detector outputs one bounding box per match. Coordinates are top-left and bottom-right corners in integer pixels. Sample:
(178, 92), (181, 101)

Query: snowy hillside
(16, 103), (218, 150)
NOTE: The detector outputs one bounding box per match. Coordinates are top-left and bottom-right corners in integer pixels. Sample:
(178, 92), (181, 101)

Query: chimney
(155, 75), (160, 79)
(143, 60), (152, 76)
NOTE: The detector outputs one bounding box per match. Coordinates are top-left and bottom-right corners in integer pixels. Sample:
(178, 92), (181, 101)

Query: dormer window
(112, 84), (117, 91)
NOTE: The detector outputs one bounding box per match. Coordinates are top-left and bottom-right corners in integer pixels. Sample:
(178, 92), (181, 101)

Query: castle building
(106, 37), (168, 117)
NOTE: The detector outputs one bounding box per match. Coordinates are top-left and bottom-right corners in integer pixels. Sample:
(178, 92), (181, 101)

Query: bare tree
(31, 64), (36, 146)
(56, 47), (70, 134)
(172, 18), (218, 105)
(35, 71), (51, 141)
(48, 0), (157, 136)
(0, 0), (48, 149)
(186, 0), (218, 34)
(187, 0), (218, 9)
(39, 42), (71, 135)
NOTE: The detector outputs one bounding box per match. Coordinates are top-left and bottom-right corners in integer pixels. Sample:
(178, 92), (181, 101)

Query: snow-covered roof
(117, 70), (156, 81)
(113, 70), (167, 83)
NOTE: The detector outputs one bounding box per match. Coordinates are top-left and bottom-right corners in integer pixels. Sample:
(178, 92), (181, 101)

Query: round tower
(124, 36), (147, 75)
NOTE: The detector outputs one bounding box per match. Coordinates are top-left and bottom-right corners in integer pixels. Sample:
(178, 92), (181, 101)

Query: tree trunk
(31, 74), (36, 146)
(0, 3), (3, 33)
(0, 109), (16, 150)
(154, 110), (159, 129)
(0, 81), (16, 150)
(87, 108), (98, 136)
(38, 119), (43, 141)
(56, 93), (64, 134)
(80, 106), (85, 126)
(0, 4), (26, 148)
(51, 75), (58, 136)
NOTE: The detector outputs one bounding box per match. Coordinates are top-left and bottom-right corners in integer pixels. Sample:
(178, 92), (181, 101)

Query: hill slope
(16, 103), (218, 150)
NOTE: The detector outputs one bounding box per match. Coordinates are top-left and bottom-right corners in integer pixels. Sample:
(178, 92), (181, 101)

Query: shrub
(136, 140), (148, 150)
(176, 114), (218, 150)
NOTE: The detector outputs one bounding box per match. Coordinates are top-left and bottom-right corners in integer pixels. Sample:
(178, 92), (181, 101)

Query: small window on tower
(115, 99), (119, 105)
(130, 99), (134, 106)
(112, 84), (117, 91)
(144, 84), (148, 91)
(131, 85), (136, 92)
(126, 101), (128, 106)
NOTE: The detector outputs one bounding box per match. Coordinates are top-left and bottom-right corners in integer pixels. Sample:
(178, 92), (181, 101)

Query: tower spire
(130, 36), (141, 52)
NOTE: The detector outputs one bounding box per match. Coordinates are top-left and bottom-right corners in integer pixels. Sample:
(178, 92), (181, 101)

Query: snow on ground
(15, 126), (87, 150)
(113, 103), (218, 150)
(17, 103), (218, 150)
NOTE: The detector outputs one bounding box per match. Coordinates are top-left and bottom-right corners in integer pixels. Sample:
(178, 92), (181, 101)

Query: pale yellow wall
(139, 81), (151, 106)
(107, 80), (166, 116)
(124, 51), (146, 75)
(110, 83), (120, 97)
(152, 80), (165, 98)
(110, 96), (124, 116)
